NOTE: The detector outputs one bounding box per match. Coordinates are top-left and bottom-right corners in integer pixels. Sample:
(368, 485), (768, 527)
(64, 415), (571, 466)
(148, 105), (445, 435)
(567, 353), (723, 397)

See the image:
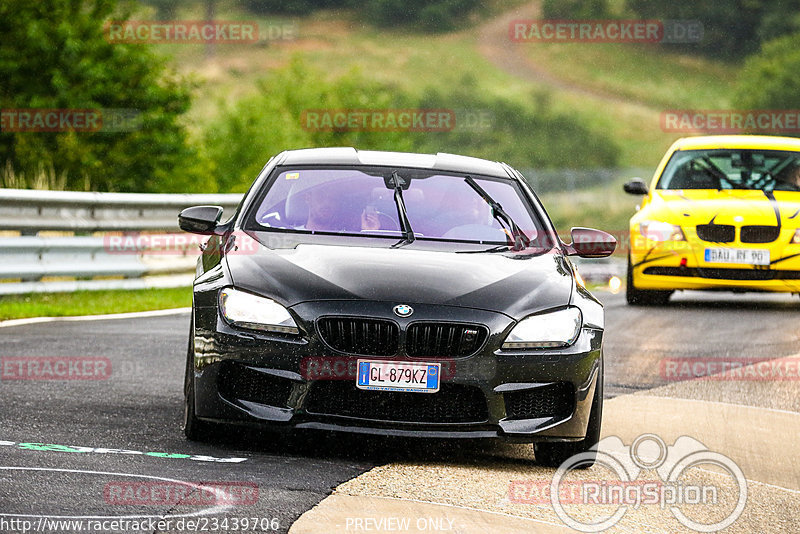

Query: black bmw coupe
(179, 147), (616, 466)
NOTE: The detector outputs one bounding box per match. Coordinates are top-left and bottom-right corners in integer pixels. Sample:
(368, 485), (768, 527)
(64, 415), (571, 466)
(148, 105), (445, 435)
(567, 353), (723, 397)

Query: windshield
(657, 149), (800, 192)
(249, 167), (544, 245)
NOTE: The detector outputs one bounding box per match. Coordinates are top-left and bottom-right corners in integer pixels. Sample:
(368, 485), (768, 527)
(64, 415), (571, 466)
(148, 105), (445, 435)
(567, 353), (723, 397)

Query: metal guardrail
(0, 188), (243, 295)
(0, 185), (625, 295)
(0, 188), (242, 233)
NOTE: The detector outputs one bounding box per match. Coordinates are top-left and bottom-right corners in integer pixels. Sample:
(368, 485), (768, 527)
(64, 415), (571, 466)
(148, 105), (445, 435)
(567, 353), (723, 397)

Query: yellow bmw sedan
(624, 135), (800, 305)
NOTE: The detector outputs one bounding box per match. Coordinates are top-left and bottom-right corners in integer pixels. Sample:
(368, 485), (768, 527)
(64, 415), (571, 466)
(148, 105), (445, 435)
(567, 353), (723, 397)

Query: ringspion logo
(517, 434), (747, 532)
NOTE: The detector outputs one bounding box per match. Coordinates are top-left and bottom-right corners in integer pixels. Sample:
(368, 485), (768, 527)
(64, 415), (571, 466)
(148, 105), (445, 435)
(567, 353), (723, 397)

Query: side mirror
(565, 227), (617, 258)
(623, 178), (649, 195)
(178, 205), (223, 235)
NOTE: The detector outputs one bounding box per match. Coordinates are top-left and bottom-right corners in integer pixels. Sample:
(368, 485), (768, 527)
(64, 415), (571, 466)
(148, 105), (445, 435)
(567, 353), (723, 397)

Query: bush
(414, 77), (620, 169)
(204, 59), (417, 192)
(0, 0), (209, 192)
(239, 0), (350, 15)
(734, 33), (800, 112)
(238, 0), (482, 32)
(362, 0), (483, 31)
(541, 0), (609, 19)
(204, 62), (620, 192)
(625, 0), (800, 60)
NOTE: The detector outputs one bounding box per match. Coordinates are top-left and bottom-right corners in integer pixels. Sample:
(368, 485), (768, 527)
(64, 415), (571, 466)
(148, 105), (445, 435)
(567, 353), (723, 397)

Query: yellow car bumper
(629, 229), (800, 293)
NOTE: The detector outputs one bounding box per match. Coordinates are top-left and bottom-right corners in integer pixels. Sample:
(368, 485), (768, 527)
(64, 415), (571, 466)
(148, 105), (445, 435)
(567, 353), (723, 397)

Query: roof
(671, 135), (800, 151)
(274, 147), (513, 178)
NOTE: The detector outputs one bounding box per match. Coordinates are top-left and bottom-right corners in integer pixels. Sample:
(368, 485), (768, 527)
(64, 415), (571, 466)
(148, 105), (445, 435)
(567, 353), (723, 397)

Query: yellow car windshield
(657, 149), (800, 192)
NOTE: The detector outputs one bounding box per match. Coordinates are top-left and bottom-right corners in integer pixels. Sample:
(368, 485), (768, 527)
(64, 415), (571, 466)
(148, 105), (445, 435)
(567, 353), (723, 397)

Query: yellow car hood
(648, 189), (800, 228)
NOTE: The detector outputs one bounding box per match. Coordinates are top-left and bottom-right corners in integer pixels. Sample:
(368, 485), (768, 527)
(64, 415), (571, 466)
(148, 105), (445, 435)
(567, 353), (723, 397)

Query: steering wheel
(361, 210), (400, 232)
(377, 211), (400, 230)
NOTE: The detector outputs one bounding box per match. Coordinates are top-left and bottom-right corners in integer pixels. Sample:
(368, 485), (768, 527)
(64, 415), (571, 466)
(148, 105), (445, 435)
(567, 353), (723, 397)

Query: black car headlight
(219, 288), (300, 334)
(502, 307), (582, 349)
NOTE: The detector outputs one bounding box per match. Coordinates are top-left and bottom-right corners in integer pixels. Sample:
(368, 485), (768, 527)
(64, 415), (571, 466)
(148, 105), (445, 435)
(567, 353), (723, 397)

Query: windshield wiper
(388, 171), (415, 246)
(464, 176), (530, 251)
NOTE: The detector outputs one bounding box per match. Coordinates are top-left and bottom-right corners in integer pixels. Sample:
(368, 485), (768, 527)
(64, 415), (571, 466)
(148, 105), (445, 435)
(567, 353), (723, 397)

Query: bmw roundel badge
(393, 304), (413, 317)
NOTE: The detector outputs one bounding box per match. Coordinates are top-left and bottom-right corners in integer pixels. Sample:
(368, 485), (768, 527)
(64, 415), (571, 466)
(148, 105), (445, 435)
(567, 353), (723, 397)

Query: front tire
(534, 360), (603, 468)
(626, 256), (672, 305)
(183, 315), (218, 441)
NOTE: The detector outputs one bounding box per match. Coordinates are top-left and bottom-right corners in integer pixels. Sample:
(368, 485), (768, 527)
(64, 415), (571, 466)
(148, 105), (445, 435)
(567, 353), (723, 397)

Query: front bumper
(630, 230), (800, 293)
(191, 300), (603, 443)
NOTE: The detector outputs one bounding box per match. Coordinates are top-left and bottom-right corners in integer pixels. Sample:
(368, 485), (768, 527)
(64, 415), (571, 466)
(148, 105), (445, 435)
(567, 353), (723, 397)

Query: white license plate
(356, 360), (440, 393)
(704, 248), (770, 266)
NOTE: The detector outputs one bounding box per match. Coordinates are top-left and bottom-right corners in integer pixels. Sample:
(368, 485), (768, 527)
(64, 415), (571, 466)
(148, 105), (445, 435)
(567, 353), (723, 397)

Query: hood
(226, 237), (574, 318)
(649, 189), (800, 228)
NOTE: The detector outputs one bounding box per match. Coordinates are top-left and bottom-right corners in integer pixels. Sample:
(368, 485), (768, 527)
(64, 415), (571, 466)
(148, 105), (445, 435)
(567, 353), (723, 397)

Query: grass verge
(0, 287), (192, 321)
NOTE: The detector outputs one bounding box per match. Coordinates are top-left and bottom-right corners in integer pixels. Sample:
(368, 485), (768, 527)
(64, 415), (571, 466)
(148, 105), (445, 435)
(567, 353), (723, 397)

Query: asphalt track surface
(1, 290), (798, 533)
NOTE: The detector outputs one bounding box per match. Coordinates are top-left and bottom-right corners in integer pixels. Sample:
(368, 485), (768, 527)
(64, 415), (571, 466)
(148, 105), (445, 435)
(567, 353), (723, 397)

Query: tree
(240, 0), (482, 32)
(735, 33), (800, 111)
(205, 62), (620, 192)
(0, 0), (209, 192)
(542, 0), (609, 19)
(625, 0), (763, 59)
(204, 59), (417, 192)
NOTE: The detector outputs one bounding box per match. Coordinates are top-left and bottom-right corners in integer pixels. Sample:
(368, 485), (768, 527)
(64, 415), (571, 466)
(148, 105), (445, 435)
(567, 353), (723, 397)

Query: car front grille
(643, 266), (800, 280)
(503, 382), (575, 420)
(217, 362), (293, 407)
(740, 225), (780, 243)
(696, 224), (735, 243)
(317, 317), (399, 356)
(304, 381), (489, 424)
(406, 323), (488, 357)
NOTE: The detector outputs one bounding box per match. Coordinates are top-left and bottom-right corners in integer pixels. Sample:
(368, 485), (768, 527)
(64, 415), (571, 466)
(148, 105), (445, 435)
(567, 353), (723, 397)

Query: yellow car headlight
(639, 220), (686, 242)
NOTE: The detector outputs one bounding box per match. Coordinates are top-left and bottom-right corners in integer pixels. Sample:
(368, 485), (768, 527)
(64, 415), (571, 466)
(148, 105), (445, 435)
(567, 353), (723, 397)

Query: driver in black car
(302, 184), (382, 232)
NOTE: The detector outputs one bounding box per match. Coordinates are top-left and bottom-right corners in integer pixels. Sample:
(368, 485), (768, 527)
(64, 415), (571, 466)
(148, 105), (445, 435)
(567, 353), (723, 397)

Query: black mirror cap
(178, 205), (224, 235)
(565, 227), (617, 258)
(623, 178), (649, 195)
